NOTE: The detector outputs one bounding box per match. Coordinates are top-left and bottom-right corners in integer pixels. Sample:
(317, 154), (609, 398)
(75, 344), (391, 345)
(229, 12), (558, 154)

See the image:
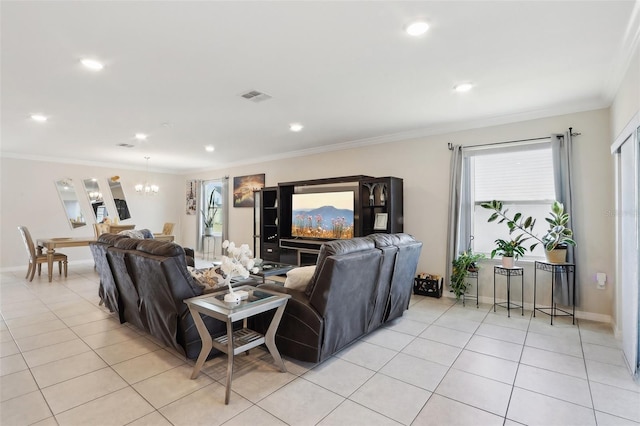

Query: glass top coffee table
(252, 261), (295, 283)
(184, 285), (291, 404)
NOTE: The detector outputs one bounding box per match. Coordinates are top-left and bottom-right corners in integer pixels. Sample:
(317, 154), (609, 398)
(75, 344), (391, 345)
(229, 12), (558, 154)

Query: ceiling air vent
(117, 143), (135, 148)
(240, 90), (272, 103)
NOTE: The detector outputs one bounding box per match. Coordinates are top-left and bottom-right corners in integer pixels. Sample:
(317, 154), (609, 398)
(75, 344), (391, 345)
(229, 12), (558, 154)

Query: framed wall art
(233, 173), (265, 207)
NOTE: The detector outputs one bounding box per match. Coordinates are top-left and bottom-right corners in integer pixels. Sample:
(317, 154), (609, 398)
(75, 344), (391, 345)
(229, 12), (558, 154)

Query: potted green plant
(491, 238), (526, 268)
(481, 200), (576, 263)
(451, 250), (485, 299)
(540, 200), (576, 262)
(201, 188), (218, 236)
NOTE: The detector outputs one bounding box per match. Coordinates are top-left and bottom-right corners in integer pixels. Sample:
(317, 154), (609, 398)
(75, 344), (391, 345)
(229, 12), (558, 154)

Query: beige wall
(183, 108), (615, 321)
(0, 108), (616, 321)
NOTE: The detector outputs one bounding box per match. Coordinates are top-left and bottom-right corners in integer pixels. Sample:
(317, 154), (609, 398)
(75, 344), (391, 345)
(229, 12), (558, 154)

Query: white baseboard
(441, 291), (612, 324)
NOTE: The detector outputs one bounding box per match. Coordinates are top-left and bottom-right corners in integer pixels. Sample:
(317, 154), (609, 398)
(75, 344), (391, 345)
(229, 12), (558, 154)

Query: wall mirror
(82, 178), (109, 223)
(54, 179), (87, 229)
(107, 176), (131, 221)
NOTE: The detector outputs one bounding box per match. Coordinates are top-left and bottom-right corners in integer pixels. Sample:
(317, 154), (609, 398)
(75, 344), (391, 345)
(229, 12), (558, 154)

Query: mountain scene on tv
(292, 205), (354, 239)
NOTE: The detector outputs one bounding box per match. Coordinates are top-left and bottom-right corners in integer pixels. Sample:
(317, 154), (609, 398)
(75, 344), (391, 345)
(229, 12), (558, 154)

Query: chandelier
(135, 156), (159, 195)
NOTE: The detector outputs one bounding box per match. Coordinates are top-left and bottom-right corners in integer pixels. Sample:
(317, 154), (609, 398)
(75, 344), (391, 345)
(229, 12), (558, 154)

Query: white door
(616, 126), (639, 377)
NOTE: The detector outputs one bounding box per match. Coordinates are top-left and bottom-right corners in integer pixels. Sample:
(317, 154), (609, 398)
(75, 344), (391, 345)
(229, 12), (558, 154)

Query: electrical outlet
(596, 272), (606, 289)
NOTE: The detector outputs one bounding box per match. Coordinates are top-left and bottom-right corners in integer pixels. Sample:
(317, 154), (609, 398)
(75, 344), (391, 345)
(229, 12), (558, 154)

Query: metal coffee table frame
(185, 285), (291, 404)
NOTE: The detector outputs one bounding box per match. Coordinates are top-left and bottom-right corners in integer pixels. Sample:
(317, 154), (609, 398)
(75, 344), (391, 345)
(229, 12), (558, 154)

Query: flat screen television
(291, 191), (354, 240)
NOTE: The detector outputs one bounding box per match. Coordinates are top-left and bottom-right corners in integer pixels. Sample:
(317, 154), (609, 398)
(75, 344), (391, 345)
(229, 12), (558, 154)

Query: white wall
(0, 158), (183, 269)
(0, 108), (616, 320)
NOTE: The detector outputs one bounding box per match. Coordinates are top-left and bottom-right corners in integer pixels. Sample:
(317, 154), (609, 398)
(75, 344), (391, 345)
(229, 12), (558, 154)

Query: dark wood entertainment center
(254, 175), (403, 266)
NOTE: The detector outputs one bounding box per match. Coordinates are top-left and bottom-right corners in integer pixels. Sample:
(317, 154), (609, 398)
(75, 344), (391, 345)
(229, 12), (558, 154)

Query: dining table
(36, 237), (96, 282)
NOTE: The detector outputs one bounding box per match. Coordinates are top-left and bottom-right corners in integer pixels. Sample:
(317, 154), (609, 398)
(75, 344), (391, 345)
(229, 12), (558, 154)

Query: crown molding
(0, 152), (179, 175)
(181, 101), (610, 175)
(2, 101), (610, 176)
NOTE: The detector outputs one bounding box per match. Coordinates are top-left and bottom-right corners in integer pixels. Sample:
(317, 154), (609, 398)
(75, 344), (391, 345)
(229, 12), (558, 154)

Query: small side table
(462, 270), (479, 308)
(493, 266), (524, 317)
(185, 285), (290, 404)
(533, 261), (576, 325)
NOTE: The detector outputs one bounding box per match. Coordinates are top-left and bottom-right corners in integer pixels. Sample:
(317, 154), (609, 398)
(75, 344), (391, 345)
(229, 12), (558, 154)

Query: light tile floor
(1, 264), (639, 425)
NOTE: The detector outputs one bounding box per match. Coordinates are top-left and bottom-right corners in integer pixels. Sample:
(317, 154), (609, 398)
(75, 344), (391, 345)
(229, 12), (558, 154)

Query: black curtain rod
(447, 128), (580, 150)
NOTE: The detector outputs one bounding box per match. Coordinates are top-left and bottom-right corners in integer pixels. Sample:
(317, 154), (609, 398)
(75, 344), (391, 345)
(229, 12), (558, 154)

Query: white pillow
(284, 265), (316, 290)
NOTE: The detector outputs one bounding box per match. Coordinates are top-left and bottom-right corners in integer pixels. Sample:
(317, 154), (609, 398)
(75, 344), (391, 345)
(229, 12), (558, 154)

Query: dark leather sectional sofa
(91, 232), (422, 364)
(90, 234), (221, 359)
(252, 233), (422, 363)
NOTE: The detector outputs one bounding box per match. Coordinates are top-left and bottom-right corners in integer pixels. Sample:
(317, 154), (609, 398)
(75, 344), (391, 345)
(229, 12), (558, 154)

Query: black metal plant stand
(533, 261), (576, 325)
(493, 266), (524, 317)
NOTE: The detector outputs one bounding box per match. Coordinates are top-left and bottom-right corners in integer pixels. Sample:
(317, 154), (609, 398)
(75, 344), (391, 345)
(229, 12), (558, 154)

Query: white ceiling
(1, 1), (638, 173)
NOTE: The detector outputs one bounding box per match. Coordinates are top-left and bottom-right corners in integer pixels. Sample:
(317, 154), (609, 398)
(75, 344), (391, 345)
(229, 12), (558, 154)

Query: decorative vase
(502, 256), (515, 269)
(545, 248), (567, 263)
(204, 227), (214, 236)
(222, 274), (249, 303)
(223, 275), (241, 302)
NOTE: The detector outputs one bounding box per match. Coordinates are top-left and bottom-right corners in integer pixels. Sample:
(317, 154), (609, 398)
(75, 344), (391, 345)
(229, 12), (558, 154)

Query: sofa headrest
(367, 233), (416, 247)
(97, 233), (129, 245)
(319, 237), (376, 257)
(136, 239), (185, 258)
(113, 237), (141, 250)
(304, 236), (376, 298)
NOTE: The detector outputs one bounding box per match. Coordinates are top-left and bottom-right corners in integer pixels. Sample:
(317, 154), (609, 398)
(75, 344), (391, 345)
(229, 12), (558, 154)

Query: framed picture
(233, 173), (265, 207)
(373, 213), (388, 230)
(186, 180), (197, 215)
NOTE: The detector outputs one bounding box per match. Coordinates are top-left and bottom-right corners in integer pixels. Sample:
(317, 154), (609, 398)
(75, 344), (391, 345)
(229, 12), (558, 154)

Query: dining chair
(160, 222), (175, 235)
(93, 223), (110, 238)
(153, 222), (175, 241)
(17, 226), (68, 282)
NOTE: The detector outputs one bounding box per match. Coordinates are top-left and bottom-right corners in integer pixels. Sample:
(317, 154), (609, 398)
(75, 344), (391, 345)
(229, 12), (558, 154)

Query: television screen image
(291, 191), (354, 239)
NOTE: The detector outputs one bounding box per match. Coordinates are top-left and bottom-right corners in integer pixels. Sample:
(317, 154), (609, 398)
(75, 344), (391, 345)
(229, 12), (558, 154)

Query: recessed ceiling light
(81, 59), (104, 71)
(205, 145), (215, 152)
(289, 123), (304, 132)
(30, 114), (47, 122)
(135, 133), (148, 141)
(454, 83), (474, 93)
(406, 21), (429, 36)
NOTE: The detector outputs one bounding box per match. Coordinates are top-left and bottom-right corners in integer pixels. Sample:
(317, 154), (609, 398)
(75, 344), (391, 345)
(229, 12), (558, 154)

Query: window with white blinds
(468, 142), (556, 258)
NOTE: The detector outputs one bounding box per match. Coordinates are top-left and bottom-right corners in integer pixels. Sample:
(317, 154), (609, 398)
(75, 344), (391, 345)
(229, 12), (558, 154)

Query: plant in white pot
(201, 188), (218, 236)
(491, 238), (526, 268)
(481, 200), (576, 263)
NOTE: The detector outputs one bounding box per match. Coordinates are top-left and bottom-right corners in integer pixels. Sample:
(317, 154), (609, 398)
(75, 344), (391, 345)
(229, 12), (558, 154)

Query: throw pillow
(284, 265), (316, 291)
(187, 266), (226, 293)
(139, 228), (154, 239)
(118, 229), (145, 239)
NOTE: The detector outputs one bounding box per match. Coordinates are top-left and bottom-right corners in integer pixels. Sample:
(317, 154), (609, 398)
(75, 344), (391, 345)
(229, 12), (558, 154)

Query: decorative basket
(413, 274), (443, 298)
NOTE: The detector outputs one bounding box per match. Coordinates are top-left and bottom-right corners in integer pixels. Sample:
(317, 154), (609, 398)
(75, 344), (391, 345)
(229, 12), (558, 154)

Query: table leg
(493, 271), (496, 312)
(224, 319), (234, 405)
(507, 275), (511, 318)
(47, 249), (55, 282)
(521, 274), (524, 316)
(189, 308), (213, 380)
(264, 303), (288, 372)
(533, 265), (537, 318)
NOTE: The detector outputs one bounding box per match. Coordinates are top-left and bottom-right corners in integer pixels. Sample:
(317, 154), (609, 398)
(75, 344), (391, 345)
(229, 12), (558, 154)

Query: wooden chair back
(17, 226), (36, 261)
(161, 222), (175, 235)
(93, 223), (110, 238)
